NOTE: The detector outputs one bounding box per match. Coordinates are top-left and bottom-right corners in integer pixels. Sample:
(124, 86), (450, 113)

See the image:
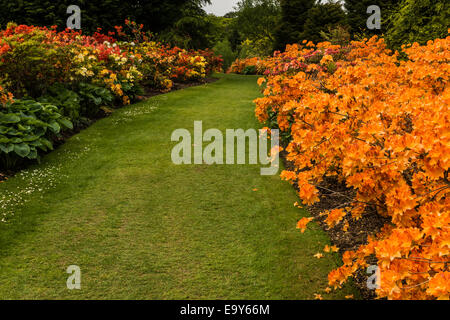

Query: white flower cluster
(0, 145), (93, 223)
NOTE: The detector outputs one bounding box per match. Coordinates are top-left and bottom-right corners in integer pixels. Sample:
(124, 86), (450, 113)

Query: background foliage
(385, 0), (450, 49)
(0, 1), (210, 34)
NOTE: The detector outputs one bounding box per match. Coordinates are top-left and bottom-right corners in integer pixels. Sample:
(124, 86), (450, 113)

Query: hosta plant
(0, 99), (72, 168)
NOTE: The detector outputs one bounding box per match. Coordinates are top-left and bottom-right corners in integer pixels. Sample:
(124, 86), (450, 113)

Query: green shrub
(0, 99), (72, 168)
(243, 65), (257, 75)
(300, 2), (347, 44)
(76, 83), (114, 118)
(38, 84), (81, 121)
(238, 38), (273, 59)
(213, 39), (237, 71)
(319, 25), (351, 47)
(0, 27), (73, 97)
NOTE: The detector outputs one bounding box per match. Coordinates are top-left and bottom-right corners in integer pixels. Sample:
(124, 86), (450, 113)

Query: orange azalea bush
(255, 34), (449, 300)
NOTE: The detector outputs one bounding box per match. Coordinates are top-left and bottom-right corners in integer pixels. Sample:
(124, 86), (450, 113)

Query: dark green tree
(0, 0), (210, 34)
(344, 0), (401, 36)
(158, 2), (213, 49)
(229, 0), (281, 56)
(385, 0), (449, 49)
(301, 1), (347, 43)
(212, 39), (236, 69)
(274, 0), (315, 50)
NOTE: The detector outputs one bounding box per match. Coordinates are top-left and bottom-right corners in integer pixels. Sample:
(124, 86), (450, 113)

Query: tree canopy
(301, 1), (347, 43)
(344, 0), (401, 35)
(274, 0), (315, 50)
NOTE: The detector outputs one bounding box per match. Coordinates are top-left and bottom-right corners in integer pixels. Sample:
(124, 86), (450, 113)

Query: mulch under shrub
(281, 150), (389, 299)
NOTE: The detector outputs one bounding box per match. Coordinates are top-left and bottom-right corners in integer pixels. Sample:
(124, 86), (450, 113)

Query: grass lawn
(0, 74), (358, 299)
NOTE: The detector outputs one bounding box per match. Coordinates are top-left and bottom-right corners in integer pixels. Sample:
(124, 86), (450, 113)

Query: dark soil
(280, 150), (389, 299)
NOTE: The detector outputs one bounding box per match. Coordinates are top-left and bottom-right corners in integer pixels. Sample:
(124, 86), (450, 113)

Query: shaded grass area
(0, 74), (358, 299)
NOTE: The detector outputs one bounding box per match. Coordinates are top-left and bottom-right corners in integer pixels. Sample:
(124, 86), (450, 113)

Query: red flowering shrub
(0, 21), (222, 100)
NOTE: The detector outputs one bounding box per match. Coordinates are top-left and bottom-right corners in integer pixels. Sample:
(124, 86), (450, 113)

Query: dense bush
(0, 1), (209, 35)
(238, 38), (273, 59)
(0, 85), (13, 106)
(0, 21), (222, 169)
(213, 39), (237, 71)
(300, 1), (347, 44)
(274, 0), (315, 50)
(0, 25), (73, 97)
(344, 0), (400, 35)
(386, 0), (450, 49)
(254, 33), (449, 299)
(228, 57), (268, 75)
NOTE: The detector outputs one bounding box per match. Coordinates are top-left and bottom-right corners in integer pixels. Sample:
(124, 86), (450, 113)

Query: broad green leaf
(14, 143), (31, 158)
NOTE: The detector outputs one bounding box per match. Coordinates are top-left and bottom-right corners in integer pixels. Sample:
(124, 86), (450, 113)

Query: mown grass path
(0, 74), (357, 299)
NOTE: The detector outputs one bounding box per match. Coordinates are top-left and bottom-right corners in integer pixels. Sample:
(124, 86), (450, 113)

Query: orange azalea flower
(296, 217), (314, 233)
(254, 34), (450, 300)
